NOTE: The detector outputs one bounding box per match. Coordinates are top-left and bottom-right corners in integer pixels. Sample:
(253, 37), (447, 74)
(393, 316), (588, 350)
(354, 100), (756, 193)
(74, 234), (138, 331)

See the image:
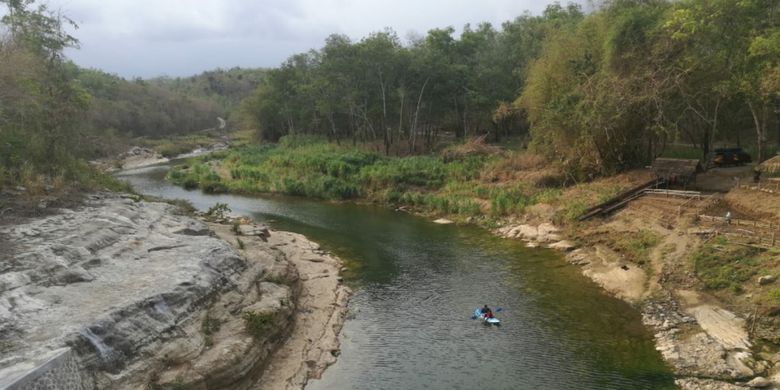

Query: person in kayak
(480, 305), (494, 319)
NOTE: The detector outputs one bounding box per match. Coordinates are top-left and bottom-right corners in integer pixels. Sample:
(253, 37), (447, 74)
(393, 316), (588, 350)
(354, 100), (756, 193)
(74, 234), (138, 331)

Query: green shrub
(769, 288), (780, 303)
(692, 239), (761, 291)
(612, 230), (659, 265)
(206, 203), (231, 219)
(243, 311), (275, 339)
(555, 200), (589, 223)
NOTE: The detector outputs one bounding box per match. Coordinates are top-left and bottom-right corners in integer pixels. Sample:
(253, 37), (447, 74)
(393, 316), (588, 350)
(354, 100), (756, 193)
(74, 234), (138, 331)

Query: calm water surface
(117, 164), (677, 390)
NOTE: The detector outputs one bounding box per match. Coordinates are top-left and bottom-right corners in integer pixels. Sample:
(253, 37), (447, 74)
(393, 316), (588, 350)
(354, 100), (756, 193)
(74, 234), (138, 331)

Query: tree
(0, 0), (86, 178)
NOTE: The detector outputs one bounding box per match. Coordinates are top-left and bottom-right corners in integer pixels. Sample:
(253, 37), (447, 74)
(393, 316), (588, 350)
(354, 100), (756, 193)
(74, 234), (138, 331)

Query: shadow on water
(117, 163), (677, 390)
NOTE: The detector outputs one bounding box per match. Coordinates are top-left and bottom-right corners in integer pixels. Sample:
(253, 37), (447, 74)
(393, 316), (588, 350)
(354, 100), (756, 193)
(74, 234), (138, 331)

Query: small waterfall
(79, 327), (114, 361)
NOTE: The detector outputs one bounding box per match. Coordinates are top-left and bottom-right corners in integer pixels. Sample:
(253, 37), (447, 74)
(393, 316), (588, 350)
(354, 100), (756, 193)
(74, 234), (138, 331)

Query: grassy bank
(168, 136), (645, 225)
(169, 135), (780, 347)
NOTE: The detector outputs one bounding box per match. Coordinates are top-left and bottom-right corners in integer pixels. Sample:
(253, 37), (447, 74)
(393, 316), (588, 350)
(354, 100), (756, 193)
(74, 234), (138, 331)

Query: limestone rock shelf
(0, 194), (346, 390)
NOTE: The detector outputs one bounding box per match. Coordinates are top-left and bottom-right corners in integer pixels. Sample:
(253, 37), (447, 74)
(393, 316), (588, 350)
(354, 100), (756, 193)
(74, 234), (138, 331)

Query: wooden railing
(697, 214), (779, 247)
(737, 178), (780, 193)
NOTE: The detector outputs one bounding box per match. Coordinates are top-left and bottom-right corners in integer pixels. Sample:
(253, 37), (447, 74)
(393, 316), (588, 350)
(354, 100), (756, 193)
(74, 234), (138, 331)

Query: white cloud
(36, 0), (576, 77)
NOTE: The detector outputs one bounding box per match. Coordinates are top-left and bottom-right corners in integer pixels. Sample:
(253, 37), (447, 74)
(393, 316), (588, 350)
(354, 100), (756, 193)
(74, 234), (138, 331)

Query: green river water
(117, 163), (677, 390)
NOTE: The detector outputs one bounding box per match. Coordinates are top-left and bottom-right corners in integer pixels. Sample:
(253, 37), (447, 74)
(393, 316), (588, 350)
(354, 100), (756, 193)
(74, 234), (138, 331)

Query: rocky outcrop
(494, 222), (573, 251)
(0, 194), (347, 390)
(117, 147), (169, 170)
(496, 216), (778, 389)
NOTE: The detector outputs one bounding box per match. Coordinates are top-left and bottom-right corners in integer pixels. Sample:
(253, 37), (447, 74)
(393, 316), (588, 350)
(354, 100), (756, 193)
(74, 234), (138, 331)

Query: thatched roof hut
(758, 155), (780, 176)
(652, 158), (703, 184)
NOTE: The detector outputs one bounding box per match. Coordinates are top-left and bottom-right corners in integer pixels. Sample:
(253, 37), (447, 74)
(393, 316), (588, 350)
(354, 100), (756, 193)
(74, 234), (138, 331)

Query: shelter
(757, 155), (780, 176)
(651, 158), (703, 186)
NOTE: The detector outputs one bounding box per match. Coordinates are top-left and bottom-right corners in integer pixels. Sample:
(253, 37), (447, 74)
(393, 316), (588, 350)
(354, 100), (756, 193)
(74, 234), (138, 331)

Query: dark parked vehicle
(712, 147), (752, 166)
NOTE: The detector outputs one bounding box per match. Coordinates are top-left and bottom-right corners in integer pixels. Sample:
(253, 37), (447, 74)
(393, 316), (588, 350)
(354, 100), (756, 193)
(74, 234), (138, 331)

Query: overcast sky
(37, 0), (577, 78)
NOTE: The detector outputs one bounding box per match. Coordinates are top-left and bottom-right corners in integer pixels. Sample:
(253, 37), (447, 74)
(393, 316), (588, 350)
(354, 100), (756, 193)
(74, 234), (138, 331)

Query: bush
(611, 230), (659, 265)
(243, 311), (275, 339)
(692, 238), (761, 292)
(206, 203), (231, 219)
(770, 288), (780, 303)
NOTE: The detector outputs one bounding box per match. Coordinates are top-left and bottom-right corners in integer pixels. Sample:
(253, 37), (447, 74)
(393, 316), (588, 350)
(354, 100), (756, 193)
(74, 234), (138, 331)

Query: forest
(241, 0), (780, 177)
(0, 0), (779, 188)
(0, 0), (263, 188)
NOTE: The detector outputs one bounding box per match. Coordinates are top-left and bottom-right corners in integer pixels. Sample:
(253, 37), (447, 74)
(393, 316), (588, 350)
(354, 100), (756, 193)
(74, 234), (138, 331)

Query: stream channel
(116, 162), (677, 390)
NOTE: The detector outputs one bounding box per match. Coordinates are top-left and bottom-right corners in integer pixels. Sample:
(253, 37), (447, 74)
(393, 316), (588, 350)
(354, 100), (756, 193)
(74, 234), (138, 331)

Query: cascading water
(78, 327), (114, 361)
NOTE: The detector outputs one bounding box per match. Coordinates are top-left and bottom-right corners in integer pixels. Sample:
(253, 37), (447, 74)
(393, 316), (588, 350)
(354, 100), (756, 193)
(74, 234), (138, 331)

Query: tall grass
(169, 136), (571, 221)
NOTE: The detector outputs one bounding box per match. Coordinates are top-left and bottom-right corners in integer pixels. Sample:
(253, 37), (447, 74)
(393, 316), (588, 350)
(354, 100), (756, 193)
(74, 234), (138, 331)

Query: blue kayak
(474, 308), (500, 325)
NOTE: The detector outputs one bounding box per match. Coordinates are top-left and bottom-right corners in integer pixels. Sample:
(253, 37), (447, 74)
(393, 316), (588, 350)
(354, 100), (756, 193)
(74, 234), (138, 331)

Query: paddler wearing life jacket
(480, 305), (493, 318)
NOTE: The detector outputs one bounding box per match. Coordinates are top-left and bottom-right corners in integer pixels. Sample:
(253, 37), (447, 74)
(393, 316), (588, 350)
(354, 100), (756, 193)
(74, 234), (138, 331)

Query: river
(116, 163), (677, 390)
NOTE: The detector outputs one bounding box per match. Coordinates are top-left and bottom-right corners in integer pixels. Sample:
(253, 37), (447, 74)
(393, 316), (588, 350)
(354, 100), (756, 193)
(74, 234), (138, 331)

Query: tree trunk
(327, 112), (339, 145)
(411, 78), (429, 154)
(379, 71), (389, 155)
(452, 96), (462, 138)
(462, 97), (468, 138)
(748, 100), (766, 163)
(397, 90), (405, 156)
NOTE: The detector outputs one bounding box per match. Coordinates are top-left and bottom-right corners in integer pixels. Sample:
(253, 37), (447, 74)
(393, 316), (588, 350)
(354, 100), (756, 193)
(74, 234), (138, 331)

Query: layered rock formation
(0, 194), (346, 389)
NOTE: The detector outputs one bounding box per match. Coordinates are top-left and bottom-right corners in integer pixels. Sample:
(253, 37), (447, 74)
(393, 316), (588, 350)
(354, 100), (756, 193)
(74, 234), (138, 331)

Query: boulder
(0, 195), (263, 389)
(511, 224), (538, 240)
(758, 275), (776, 285)
(537, 222), (560, 235)
(747, 376), (771, 388)
(548, 240), (576, 251)
(238, 224), (270, 238)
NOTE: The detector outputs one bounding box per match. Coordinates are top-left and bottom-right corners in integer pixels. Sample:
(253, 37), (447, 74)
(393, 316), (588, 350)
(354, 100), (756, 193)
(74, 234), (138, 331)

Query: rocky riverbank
(495, 215), (779, 390)
(0, 193), (348, 389)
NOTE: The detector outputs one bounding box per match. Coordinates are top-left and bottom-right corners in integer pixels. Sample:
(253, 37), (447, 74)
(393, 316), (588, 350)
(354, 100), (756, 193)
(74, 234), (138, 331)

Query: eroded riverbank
(113, 162), (678, 389)
(0, 193), (348, 389)
(495, 194), (780, 389)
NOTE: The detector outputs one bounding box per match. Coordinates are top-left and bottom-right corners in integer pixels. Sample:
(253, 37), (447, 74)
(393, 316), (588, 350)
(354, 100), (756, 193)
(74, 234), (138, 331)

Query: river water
(117, 163), (677, 390)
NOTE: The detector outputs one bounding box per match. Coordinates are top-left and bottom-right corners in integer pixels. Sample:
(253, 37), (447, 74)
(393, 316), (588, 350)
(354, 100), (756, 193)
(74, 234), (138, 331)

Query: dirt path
(677, 290), (751, 350)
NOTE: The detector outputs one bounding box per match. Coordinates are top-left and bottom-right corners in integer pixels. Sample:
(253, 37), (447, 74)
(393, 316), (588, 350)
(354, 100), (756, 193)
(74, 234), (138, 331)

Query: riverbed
(116, 163), (677, 389)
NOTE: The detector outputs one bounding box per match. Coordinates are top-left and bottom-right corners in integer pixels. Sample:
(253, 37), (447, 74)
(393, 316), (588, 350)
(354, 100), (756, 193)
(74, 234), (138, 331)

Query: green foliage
(149, 67), (266, 117)
(75, 68), (223, 141)
(692, 238), (762, 293)
(205, 203), (231, 219)
(488, 184), (537, 216)
(0, 0), (92, 189)
(236, 238), (245, 250)
(770, 288), (780, 304)
(169, 377), (190, 390)
(519, 0), (780, 175)
(242, 311), (275, 339)
(611, 230), (659, 265)
(240, 4), (583, 146)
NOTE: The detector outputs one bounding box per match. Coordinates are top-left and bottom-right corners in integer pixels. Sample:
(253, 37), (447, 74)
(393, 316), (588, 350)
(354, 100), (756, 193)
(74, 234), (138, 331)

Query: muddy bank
(0, 193), (347, 389)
